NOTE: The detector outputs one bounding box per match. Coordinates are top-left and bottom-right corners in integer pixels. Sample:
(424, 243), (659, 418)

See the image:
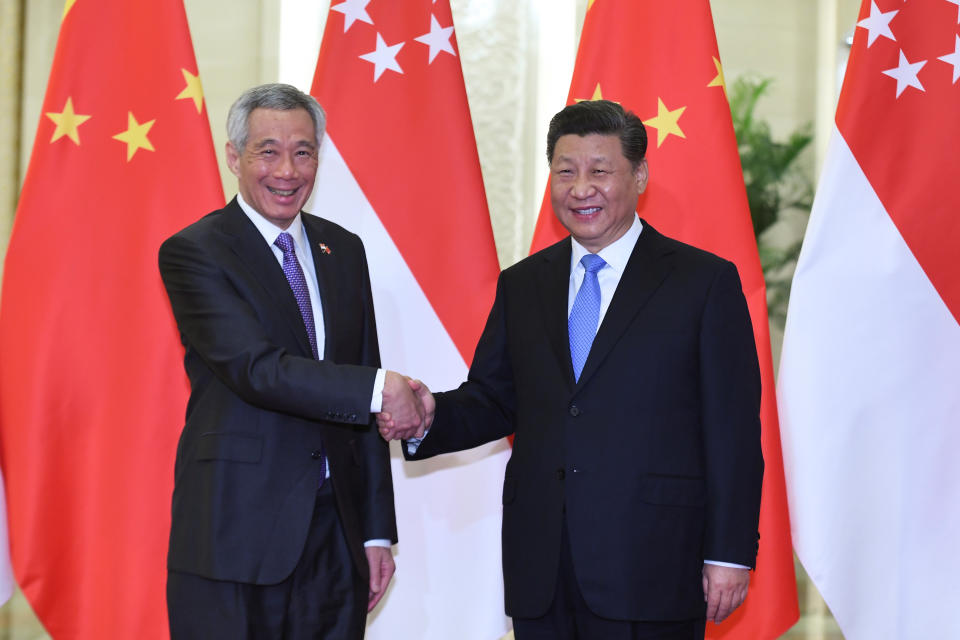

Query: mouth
(267, 186), (299, 197)
(572, 206), (601, 216)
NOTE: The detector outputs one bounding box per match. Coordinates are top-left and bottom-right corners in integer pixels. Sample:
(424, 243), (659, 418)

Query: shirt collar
(237, 192), (307, 251)
(569, 215), (643, 275)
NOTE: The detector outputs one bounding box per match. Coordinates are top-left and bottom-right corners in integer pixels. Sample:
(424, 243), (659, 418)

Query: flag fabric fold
(0, 2), (224, 637)
(530, 2), (798, 637)
(779, 1), (960, 638)
(310, 1), (509, 637)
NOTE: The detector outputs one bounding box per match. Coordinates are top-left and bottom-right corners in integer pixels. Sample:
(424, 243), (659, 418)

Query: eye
(593, 169), (608, 175)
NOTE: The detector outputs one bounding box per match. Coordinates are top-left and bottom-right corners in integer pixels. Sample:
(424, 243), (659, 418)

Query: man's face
(226, 107), (318, 229)
(549, 133), (648, 253)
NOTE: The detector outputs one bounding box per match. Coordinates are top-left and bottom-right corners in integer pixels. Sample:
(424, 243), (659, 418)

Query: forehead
(246, 107), (315, 143)
(552, 133), (624, 163)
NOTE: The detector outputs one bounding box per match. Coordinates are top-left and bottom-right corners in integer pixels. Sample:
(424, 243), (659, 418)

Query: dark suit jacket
(405, 221), (763, 621)
(159, 197), (396, 586)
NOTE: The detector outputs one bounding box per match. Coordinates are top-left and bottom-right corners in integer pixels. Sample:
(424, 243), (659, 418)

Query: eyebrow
(251, 138), (317, 151)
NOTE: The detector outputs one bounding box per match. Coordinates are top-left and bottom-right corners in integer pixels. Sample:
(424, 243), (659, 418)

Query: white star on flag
(857, 1), (898, 47)
(359, 32), (404, 82)
(882, 49), (926, 97)
(331, 0), (373, 33)
(947, 0), (960, 23)
(939, 34), (960, 82)
(414, 14), (456, 63)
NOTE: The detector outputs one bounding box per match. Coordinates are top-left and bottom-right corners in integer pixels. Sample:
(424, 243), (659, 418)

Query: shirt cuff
(405, 430), (428, 455)
(369, 369), (386, 413)
(364, 539), (392, 548)
(704, 559), (749, 569)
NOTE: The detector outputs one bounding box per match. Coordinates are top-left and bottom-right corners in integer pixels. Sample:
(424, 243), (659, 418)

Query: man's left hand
(365, 546), (395, 612)
(702, 564), (750, 624)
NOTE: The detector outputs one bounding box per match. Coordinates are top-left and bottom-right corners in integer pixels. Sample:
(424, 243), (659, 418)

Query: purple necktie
(274, 231), (326, 484)
(274, 232), (319, 359)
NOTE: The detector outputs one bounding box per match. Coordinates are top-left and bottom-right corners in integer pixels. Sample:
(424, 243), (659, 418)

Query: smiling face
(226, 107), (318, 229)
(549, 133), (648, 253)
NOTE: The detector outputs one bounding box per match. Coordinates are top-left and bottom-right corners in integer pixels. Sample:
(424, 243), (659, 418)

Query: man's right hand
(378, 377), (435, 441)
(379, 371), (425, 439)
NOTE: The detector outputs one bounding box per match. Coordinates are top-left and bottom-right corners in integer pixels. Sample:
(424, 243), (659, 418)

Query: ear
(225, 141), (241, 177)
(635, 159), (649, 194)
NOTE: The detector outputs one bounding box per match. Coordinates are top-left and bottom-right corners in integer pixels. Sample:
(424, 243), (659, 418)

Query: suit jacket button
(349, 414), (358, 421)
(569, 405), (580, 417)
(311, 449), (323, 460)
(557, 468), (565, 480)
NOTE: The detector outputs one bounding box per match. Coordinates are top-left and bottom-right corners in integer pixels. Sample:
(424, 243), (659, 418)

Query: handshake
(377, 370), (435, 442)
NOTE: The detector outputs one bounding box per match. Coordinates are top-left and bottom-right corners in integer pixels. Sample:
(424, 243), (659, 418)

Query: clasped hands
(378, 371), (435, 441)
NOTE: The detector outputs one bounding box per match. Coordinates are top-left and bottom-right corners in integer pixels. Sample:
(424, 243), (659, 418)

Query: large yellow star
(176, 69), (204, 113)
(575, 83), (604, 102)
(708, 56), (727, 97)
(46, 97), (91, 145)
(63, 0), (77, 20)
(643, 98), (686, 147)
(112, 112), (156, 161)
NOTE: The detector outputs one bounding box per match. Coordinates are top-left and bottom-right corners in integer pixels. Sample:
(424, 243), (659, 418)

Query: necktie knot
(581, 253), (606, 274)
(274, 231), (295, 255)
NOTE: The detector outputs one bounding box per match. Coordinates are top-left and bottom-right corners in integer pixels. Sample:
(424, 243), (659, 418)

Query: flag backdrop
(530, 1), (798, 637)
(0, 1), (224, 637)
(778, 1), (960, 638)
(311, 1), (510, 637)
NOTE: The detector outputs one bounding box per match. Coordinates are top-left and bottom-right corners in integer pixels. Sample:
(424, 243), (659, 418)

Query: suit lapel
(535, 239), (576, 390)
(575, 221), (675, 389)
(220, 199), (314, 358)
(302, 215), (337, 359)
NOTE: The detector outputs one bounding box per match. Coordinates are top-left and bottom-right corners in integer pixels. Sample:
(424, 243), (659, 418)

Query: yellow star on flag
(46, 97), (91, 145)
(575, 83), (605, 102)
(587, 0), (597, 11)
(643, 98), (686, 147)
(112, 112), (156, 161)
(63, 0), (77, 20)
(176, 69), (205, 113)
(708, 56), (727, 96)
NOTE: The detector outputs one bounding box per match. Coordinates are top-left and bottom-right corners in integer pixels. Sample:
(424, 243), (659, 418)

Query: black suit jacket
(405, 221), (763, 621)
(159, 197), (396, 586)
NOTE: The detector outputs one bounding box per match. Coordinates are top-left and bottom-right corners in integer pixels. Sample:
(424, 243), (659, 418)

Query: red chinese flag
(530, 1), (798, 637)
(0, 2), (224, 637)
(311, 1), (509, 637)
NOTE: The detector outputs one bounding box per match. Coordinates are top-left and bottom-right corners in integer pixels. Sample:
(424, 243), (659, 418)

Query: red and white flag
(779, 1), (960, 637)
(310, 1), (509, 637)
(0, 1), (223, 637)
(530, 2), (798, 637)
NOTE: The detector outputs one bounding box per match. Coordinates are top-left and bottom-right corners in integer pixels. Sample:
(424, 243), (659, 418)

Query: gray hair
(226, 83), (326, 151)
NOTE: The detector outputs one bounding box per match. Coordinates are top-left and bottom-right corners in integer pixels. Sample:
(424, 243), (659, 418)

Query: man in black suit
(159, 83), (423, 638)
(380, 100), (764, 638)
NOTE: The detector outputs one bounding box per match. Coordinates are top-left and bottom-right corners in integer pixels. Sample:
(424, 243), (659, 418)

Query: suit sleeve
(404, 273), (516, 460)
(158, 231), (377, 424)
(352, 244), (397, 543)
(699, 261), (764, 568)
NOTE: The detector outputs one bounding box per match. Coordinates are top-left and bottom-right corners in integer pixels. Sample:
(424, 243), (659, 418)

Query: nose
(570, 174), (596, 199)
(274, 152), (297, 179)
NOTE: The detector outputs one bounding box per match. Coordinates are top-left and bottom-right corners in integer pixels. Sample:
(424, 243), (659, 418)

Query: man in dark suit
(159, 84), (424, 638)
(380, 100), (764, 638)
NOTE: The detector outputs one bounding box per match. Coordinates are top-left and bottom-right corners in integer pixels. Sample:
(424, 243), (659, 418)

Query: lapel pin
(318, 243), (332, 255)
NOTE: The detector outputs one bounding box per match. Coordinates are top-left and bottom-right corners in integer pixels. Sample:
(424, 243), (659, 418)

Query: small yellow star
(176, 69), (205, 114)
(643, 98), (686, 147)
(708, 57), (727, 97)
(575, 83), (604, 102)
(112, 112), (156, 161)
(63, 0), (77, 20)
(46, 97), (91, 145)
(587, 0), (597, 10)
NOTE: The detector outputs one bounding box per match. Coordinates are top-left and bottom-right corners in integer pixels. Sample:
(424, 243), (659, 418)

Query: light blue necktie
(568, 253), (606, 382)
